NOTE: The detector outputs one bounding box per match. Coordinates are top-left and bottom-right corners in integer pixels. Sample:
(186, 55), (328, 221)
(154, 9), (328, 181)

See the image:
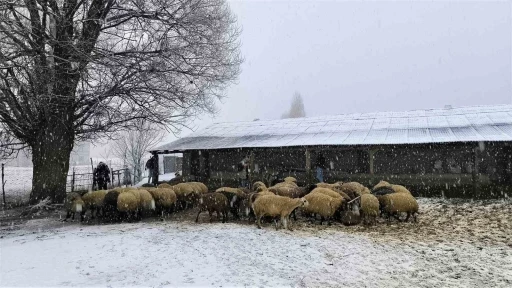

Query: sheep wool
(303, 193), (343, 224)
(360, 194), (379, 225)
(310, 187), (343, 200)
(380, 193), (419, 222)
(252, 194), (308, 230)
(157, 183), (173, 189)
(64, 192), (85, 221)
(283, 176), (297, 184)
(137, 189), (156, 211)
(81, 190), (107, 219)
(117, 192), (138, 213)
(188, 182), (208, 194)
(252, 181), (267, 192)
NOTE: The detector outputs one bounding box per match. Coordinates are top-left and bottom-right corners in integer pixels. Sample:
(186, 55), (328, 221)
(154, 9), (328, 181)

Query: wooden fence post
(118, 170), (121, 187)
(305, 148), (311, 185)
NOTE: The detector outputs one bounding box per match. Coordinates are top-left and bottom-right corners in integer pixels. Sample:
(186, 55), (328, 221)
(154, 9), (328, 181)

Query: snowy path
(1, 219), (511, 287)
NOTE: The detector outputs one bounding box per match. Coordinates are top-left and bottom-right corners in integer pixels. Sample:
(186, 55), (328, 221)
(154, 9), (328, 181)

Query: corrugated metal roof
(154, 104), (512, 152)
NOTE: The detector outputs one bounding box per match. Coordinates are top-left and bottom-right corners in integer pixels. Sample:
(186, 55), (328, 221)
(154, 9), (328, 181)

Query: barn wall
(179, 142), (511, 198)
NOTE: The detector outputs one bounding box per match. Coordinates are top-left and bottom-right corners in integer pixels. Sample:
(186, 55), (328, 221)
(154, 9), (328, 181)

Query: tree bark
(29, 123), (74, 204)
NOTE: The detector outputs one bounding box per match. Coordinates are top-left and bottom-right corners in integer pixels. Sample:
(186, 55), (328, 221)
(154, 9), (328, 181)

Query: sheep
(270, 181), (298, 189)
(173, 182), (200, 209)
(252, 194), (309, 231)
(188, 182), (208, 194)
(103, 190), (121, 222)
(147, 188), (177, 218)
(302, 192), (344, 225)
(117, 191), (139, 221)
(195, 192), (230, 223)
(372, 180), (413, 196)
(360, 194), (379, 225)
(379, 193), (419, 223)
(309, 187), (343, 200)
(252, 181), (267, 192)
(268, 184), (317, 220)
(215, 187), (247, 219)
(64, 192), (85, 222)
(157, 183), (173, 189)
(81, 190), (107, 219)
(136, 189), (156, 217)
(341, 182), (370, 197)
(283, 176), (297, 184)
(315, 182), (343, 190)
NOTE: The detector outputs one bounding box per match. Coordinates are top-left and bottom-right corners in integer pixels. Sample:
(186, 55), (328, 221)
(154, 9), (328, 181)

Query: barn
(152, 104), (512, 198)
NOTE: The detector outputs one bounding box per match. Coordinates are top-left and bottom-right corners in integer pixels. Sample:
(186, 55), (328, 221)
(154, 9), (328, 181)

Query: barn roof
(154, 104), (512, 152)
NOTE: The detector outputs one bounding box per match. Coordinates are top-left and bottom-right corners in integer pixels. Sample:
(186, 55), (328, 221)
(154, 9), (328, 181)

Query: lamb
(195, 192), (230, 223)
(360, 194), (379, 225)
(215, 187), (247, 219)
(341, 199), (362, 226)
(269, 184), (317, 220)
(252, 181), (267, 192)
(252, 194), (309, 230)
(64, 192), (85, 222)
(379, 193), (418, 223)
(81, 190), (107, 219)
(302, 192), (344, 225)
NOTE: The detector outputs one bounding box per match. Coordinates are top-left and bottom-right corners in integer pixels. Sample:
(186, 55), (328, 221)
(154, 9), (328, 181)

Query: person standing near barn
(237, 155), (250, 187)
(94, 162), (111, 190)
(315, 152), (326, 183)
(146, 155), (157, 184)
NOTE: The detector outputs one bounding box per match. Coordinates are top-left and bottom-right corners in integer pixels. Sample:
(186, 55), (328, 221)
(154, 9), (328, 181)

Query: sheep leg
(412, 212), (418, 223)
(80, 211), (86, 222)
(405, 212), (411, 222)
(71, 212), (75, 221)
(282, 216), (288, 230)
(256, 215), (262, 229)
(195, 210), (202, 223)
(216, 211), (221, 221)
(292, 209), (297, 221)
(208, 211), (213, 223)
(222, 210), (227, 223)
(393, 213), (402, 222)
(320, 216), (325, 225)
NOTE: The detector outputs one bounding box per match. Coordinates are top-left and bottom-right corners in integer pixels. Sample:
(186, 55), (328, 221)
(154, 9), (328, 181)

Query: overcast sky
(92, 0), (512, 157)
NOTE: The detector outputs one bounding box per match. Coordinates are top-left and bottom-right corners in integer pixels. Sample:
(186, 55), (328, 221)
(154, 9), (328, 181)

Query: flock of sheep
(64, 177), (419, 230)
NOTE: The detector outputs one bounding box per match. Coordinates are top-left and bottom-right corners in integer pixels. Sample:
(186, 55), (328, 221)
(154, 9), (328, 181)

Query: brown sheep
(252, 195), (308, 230)
(315, 182), (343, 190)
(380, 193), (418, 223)
(157, 183), (173, 189)
(303, 193), (344, 225)
(372, 181), (413, 196)
(283, 176), (297, 184)
(117, 192), (139, 221)
(269, 184), (317, 220)
(188, 182), (209, 194)
(195, 192), (230, 223)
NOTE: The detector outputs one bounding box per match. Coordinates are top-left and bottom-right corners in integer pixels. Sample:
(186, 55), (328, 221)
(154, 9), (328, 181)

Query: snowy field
(1, 198), (511, 287)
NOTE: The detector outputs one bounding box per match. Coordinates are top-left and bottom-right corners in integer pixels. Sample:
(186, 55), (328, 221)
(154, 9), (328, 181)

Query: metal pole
(2, 163), (5, 205)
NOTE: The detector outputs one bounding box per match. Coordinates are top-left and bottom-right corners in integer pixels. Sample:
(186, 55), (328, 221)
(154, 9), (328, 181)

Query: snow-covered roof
(154, 104), (512, 152)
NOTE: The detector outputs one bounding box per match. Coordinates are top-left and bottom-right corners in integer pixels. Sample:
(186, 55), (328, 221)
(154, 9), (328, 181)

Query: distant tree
(111, 120), (164, 184)
(281, 92), (306, 119)
(0, 0), (242, 203)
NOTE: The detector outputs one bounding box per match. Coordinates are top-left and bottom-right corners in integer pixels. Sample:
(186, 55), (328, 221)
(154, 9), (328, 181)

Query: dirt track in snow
(1, 198), (511, 287)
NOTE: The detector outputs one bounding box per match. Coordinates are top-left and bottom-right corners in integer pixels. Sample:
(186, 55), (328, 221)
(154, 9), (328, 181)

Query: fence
(66, 168), (132, 192)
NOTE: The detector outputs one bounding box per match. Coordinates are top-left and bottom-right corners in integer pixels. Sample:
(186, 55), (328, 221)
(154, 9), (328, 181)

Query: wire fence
(66, 168), (132, 192)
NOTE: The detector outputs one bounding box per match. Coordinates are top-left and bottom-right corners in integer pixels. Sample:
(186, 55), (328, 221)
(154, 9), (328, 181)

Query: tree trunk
(29, 125), (74, 204)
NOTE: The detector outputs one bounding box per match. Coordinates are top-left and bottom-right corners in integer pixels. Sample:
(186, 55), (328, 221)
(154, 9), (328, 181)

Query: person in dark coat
(145, 155), (157, 184)
(94, 162), (111, 190)
(315, 152), (326, 183)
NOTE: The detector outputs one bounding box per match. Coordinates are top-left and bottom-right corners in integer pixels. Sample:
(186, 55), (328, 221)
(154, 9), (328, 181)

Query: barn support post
(305, 148), (312, 185)
(2, 163), (5, 205)
(249, 150), (255, 189)
(369, 148), (377, 175)
(152, 152), (159, 185)
(472, 147), (479, 199)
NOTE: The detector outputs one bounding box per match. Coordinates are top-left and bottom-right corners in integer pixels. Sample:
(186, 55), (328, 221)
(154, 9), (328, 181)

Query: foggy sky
(91, 0), (512, 157)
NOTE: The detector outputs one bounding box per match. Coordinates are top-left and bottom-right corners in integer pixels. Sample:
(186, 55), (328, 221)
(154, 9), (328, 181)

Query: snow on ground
(1, 198), (511, 287)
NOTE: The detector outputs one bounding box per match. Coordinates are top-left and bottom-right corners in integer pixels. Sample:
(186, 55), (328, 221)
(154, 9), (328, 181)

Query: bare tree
(281, 92), (306, 119)
(0, 0), (242, 203)
(111, 119), (164, 184)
